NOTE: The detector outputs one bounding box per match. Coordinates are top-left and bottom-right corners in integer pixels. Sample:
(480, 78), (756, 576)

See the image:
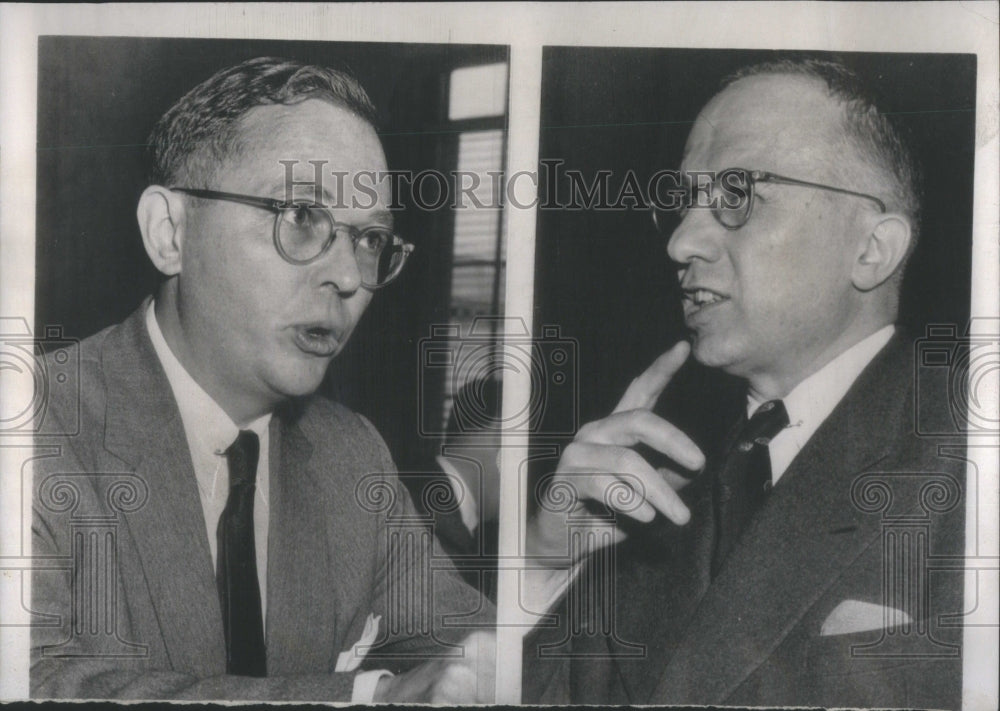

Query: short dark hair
(148, 56), (379, 187)
(723, 57), (922, 246)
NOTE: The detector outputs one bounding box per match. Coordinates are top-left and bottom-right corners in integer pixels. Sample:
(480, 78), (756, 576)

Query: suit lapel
(618, 404), (746, 703)
(264, 412), (340, 674)
(649, 337), (912, 704)
(101, 302), (226, 675)
(614, 405), (746, 701)
(614, 472), (716, 702)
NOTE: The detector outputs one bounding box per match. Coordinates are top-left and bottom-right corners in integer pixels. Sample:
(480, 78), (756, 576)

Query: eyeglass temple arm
(173, 186), (415, 253)
(755, 171), (887, 212)
(170, 188), (286, 212)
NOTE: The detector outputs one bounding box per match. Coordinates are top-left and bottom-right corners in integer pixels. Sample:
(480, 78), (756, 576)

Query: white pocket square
(820, 599), (913, 637)
(335, 613), (382, 672)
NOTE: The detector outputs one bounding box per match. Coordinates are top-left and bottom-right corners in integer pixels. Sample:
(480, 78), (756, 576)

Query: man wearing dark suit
(31, 57), (493, 703)
(524, 58), (966, 708)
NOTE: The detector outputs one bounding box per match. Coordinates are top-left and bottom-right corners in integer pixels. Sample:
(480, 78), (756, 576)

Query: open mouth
(682, 287), (729, 315)
(293, 325), (341, 357)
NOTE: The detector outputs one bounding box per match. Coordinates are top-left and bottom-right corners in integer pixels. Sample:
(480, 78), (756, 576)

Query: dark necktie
(711, 399), (789, 579)
(217, 430), (266, 676)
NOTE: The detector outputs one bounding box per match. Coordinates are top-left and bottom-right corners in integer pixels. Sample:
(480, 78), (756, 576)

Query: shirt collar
(748, 325), (895, 438)
(145, 302), (271, 454)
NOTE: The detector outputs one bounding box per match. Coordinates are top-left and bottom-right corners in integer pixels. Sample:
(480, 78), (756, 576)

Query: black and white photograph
(0, 3), (997, 709)
(24, 34), (509, 703)
(523, 47), (975, 707)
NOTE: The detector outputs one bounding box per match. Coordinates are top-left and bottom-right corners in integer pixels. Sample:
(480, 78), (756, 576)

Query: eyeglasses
(652, 167), (887, 232)
(171, 187), (414, 289)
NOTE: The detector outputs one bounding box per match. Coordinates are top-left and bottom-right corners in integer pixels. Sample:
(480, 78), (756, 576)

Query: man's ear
(851, 213), (912, 291)
(137, 186), (187, 276)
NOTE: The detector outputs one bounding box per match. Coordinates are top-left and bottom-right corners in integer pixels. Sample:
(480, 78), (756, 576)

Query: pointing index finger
(613, 341), (691, 414)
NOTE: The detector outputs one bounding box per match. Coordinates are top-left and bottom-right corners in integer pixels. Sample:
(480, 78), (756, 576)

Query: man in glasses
(31, 57), (492, 702)
(526, 58), (965, 708)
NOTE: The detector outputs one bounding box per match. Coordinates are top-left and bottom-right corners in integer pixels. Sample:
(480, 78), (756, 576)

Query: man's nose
(666, 209), (722, 265)
(316, 230), (364, 294)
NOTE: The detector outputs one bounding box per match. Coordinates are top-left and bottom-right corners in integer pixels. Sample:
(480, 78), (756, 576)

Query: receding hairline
(147, 57), (380, 188)
(704, 72), (900, 196)
(230, 95), (383, 154)
(188, 95), (386, 191)
(709, 72), (854, 133)
(687, 74), (858, 167)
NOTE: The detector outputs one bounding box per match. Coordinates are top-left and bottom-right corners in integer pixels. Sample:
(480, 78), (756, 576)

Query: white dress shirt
(145, 303), (272, 612)
(146, 303), (386, 700)
(748, 325), (895, 484)
(436, 455), (481, 533)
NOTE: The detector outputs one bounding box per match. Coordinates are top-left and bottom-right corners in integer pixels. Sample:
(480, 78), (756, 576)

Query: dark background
(532, 48), (976, 453)
(35, 36), (509, 471)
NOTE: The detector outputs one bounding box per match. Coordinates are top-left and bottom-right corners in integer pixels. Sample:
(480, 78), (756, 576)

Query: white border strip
(495, 40), (543, 704)
(0, 13), (38, 700)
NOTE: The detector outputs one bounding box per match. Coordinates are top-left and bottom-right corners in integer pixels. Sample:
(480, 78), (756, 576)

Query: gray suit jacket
(31, 301), (488, 700)
(525, 334), (966, 708)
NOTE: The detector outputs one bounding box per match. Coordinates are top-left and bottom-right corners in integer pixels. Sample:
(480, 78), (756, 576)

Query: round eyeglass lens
(277, 207), (408, 285)
(712, 168), (753, 229)
(277, 205), (333, 262)
(376, 246), (405, 285)
(352, 227), (397, 285)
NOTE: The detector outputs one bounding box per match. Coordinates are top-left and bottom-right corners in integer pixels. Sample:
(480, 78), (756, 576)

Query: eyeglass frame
(652, 167), (887, 233)
(169, 187), (415, 289)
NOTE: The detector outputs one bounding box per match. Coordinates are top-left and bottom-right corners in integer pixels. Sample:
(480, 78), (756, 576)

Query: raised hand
(529, 341), (705, 558)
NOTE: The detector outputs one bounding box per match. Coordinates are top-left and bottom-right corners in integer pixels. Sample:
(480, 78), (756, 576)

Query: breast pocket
(806, 627), (932, 678)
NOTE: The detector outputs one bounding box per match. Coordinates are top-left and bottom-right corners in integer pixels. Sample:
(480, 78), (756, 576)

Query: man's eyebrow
(318, 189), (393, 225)
(279, 183), (339, 206)
(318, 186), (338, 207)
(367, 209), (395, 228)
(280, 184), (394, 227)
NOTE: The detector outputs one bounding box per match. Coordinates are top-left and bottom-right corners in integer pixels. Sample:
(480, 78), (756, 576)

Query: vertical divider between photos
(494, 42), (544, 705)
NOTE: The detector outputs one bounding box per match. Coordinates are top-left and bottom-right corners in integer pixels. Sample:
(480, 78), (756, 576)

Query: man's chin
(689, 333), (740, 371)
(270, 362), (333, 401)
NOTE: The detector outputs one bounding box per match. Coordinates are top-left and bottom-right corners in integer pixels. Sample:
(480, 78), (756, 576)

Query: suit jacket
(403, 470), (500, 602)
(31, 301), (489, 700)
(524, 334), (966, 708)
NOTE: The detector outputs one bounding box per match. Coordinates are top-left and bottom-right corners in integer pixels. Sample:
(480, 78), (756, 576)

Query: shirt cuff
(352, 669), (394, 702)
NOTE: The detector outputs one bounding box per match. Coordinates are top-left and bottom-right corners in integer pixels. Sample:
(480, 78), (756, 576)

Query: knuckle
(633, 503), (655, 522)
(609, 446), (640, 474)
(576, 420), (601, 440)
(633, 408), (655, 427)
(578, 472), (609, 497)
(559, 442), (586, 468)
